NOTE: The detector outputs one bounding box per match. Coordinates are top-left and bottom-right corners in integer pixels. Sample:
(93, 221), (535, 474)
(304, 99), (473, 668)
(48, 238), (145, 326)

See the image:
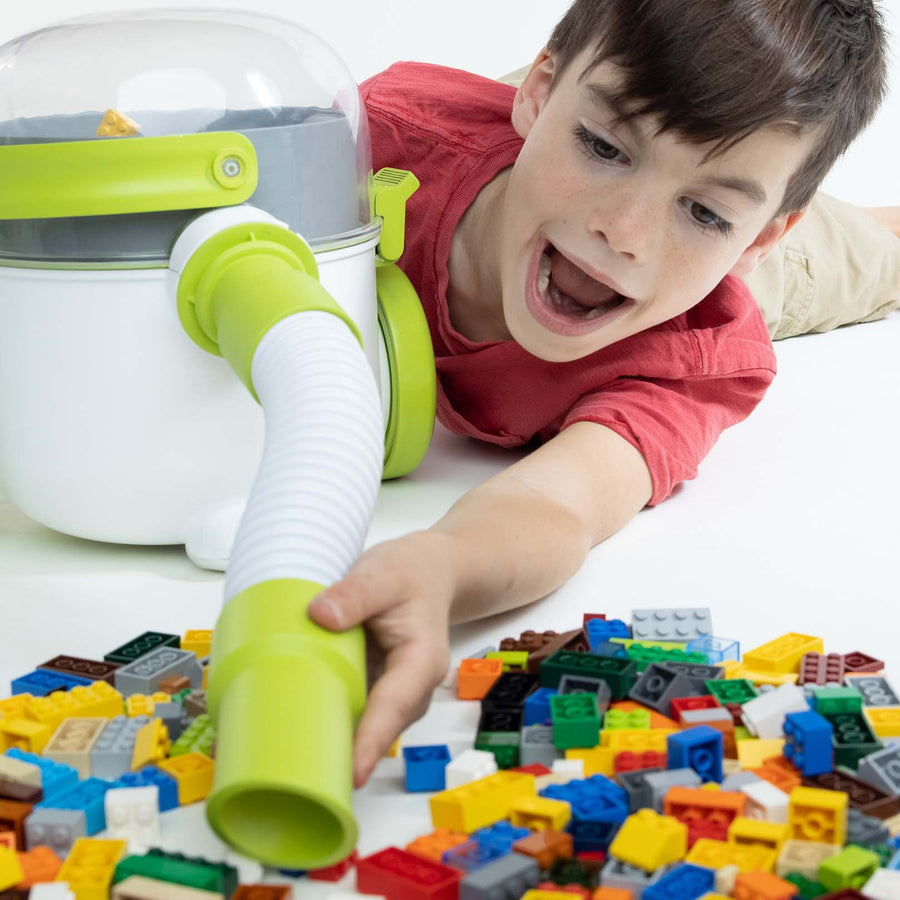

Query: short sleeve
(560, 368), (775, 506)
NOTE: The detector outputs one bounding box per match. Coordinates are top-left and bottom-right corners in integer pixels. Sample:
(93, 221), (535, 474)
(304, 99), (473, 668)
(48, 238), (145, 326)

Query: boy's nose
(589, 189), (659, 262)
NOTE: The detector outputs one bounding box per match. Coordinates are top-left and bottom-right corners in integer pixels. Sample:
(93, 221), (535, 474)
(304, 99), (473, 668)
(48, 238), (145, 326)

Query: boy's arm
(308, 421), (653, 786)
(435, 421), (653, 623)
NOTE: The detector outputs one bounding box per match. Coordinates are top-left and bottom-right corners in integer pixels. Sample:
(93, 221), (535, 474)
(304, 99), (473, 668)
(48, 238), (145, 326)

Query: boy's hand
(307, 530), (457, 789)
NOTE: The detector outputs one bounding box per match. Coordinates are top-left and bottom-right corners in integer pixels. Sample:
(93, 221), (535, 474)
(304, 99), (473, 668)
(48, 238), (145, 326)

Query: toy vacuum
(0, 10), (436, 869)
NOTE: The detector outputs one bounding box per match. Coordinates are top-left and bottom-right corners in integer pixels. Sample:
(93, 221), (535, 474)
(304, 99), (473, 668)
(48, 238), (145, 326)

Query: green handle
(0, 132), (258, 219)
(205, 579), (366, 868)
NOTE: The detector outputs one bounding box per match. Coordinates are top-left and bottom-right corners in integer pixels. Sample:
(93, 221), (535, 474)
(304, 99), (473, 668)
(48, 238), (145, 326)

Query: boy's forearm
(430, 474), (594, 625)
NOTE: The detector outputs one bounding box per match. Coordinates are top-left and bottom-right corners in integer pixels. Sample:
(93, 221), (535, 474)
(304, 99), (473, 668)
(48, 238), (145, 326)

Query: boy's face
(502, 49), (816, 362)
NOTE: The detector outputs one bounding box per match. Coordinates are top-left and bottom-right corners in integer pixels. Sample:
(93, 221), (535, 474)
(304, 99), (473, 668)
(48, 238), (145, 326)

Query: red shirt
(361, 62), (777, 505)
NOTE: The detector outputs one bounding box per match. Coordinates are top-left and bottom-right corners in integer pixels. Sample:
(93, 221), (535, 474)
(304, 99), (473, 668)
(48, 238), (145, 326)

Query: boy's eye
(575, 125), (625, 162)
(684, 199), (734, 237)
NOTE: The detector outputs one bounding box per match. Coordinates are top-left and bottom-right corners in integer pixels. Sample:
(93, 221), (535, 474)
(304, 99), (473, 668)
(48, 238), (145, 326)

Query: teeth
(537, 250), (551, 294)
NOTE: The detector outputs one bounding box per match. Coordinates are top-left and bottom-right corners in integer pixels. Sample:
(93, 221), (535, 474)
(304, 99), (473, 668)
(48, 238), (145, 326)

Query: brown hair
(546, 0), (888, 216)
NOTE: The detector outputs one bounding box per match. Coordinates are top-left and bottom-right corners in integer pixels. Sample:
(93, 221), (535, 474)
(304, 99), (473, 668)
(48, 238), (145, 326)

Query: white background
(0, 0), (898, 893)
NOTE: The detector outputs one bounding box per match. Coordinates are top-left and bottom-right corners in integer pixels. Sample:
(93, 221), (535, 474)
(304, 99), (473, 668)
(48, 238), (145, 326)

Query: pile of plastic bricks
(4, 610), (900, 900)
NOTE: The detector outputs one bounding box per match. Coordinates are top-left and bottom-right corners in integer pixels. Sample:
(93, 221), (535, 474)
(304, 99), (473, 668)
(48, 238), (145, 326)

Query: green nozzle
(205, 580), (366, 868)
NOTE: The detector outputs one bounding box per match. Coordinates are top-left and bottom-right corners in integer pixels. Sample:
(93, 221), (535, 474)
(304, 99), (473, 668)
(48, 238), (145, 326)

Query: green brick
(818, 845), (880, 891)
(474, 731), (520, 769)
(784, 873), (827, 899)
(706, 678), (758, 705)
(825, 711), (881, 768)
(623, 644), (709, 673)
(170, 713), (215, 757)
(551, 693), (601, 749)
(485, 650), (529, 671)
(104, 631), (180, 664)
(113, 849), (238, 896)
(603, 709), (651, 730)
(813, 686), (863, 716)
(540, 650), (638, 700)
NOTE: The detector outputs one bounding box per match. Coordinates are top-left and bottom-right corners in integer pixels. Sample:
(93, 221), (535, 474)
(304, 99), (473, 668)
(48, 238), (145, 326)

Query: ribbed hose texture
(223, 311), (384, 602)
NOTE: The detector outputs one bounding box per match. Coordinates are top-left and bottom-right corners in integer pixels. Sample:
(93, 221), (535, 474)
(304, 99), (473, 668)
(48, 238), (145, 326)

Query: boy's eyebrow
(583, 82), (768, 207)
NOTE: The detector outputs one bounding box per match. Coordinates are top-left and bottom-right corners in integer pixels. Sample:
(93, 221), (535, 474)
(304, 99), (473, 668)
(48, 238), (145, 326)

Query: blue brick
(403, 744), (451, 792)
(443, 839), (506, 872)
(37, 776), (113, 834)
(684, 636), (740, 664)
(588, 640), (629, 658)
(783, 709), (834, 776)
(6, 748), (78, 800)
(585, 619), (630, 650)
(643, 863), (716, 900)
(474, 821), (529, 854)
(523, 687), (557, 726)
(11, 668), (93, 696)
(667, 725), (724, 783)
(542, 775), (629, 851)
(115, 766), (179, 812)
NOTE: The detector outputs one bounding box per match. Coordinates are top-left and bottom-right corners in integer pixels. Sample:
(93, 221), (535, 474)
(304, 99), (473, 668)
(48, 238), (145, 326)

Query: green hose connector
(205, 579), (366, 868)
(176, 221), (363, 400)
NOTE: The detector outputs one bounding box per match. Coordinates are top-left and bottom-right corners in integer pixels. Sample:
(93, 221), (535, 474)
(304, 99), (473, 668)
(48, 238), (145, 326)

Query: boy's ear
(511, 49), (556, 140)
(729, 209), (806, 278)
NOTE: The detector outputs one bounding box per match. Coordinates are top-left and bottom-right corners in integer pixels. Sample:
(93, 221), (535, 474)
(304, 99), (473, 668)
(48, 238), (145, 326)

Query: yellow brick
(509, 794), (571, 831)
(718, 661), (800, 686)
(605, 729), (675, 753)
(96, 109), (141, 137)
(521, 892), (580, 900)
(686, 838), (777, 873)
(430, 771), (536, 832)
(728, 817), (790, 852)
(742, 634), (824, 674)
(155, 752), (215, 805)
(131, 718), (170, 770)
(0, 694), (32, 723)
(0, 717), (53, 753)
(181, 630), (213, 659)
(864, 707), (900, 738)
(56, 837), (127, 900)
(566, 745), (614, 776)
(788, 787), (847, 846)
(736, 738), (785, 769)
(0, 844), (24, 892)
(385, 736), (401, 758)
(609, 809), (688, 871)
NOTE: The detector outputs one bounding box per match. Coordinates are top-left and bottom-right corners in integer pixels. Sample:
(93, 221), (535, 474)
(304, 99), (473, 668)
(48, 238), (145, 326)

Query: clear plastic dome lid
(0, 9), (375, 262)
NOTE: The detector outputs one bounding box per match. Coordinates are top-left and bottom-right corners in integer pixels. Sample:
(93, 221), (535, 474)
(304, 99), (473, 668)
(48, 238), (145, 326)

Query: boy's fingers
(352, 644), (448, 787)
(307, 557), (405, 631)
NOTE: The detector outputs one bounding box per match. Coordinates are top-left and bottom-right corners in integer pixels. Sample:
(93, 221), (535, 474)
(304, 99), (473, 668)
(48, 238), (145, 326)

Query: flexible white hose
(223, 310), (384, 602)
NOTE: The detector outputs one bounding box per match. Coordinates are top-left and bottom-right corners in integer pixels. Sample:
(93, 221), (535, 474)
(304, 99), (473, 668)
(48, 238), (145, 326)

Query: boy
(308, 0), (897, 788)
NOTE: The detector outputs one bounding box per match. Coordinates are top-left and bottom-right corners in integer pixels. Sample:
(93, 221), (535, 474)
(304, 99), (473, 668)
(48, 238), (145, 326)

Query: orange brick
(230, 887), (292, 899)
(664, 786), (746, 826)
(732, 869), (797, 900)
(458, 659), (503, 700)
(406, 828), (469, 863)
(16, 844), (62, 887)
(592, 888), (633, 900)
(0, 801), (31, 847)
(514, 829), (574, 869)
(751, 757), (801, 793)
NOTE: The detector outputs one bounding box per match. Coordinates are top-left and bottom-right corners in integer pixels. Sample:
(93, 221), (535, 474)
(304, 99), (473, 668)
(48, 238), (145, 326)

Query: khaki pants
(499, 67), (900, 340)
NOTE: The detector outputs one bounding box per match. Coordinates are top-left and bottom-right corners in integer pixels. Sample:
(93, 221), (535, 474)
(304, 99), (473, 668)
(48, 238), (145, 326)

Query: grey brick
(114, 647), (202, 697)
(459, 849), (540, 900)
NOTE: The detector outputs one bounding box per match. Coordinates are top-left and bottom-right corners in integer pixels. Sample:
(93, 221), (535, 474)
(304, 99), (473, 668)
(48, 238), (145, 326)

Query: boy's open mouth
(537, 241), (630, 320)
